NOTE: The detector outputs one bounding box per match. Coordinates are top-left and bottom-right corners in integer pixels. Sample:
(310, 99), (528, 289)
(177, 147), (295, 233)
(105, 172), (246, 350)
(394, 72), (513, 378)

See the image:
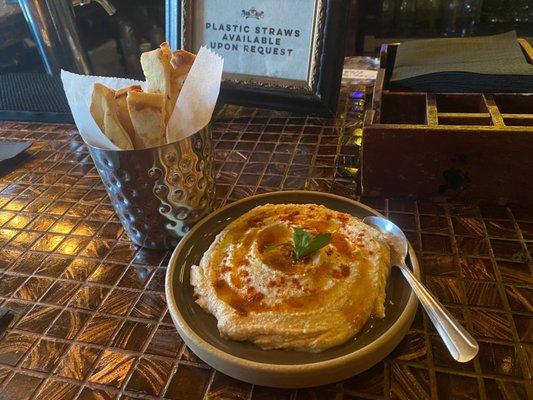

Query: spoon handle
(398, 262), (479, 362)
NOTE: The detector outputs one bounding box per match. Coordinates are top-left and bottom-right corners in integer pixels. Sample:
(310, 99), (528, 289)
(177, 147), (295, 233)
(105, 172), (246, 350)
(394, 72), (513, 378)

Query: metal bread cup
(88, 125), (215, 249)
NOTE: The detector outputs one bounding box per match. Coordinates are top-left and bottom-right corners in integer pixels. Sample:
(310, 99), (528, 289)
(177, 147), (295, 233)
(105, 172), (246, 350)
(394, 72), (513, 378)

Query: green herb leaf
(264, 228), (332, 261)
(298, 232), (332, 258)
(292, 228), (312, 259)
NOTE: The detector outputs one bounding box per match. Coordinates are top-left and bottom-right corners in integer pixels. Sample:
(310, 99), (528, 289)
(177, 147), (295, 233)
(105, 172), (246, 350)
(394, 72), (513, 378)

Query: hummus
(190, 204), (390, 352)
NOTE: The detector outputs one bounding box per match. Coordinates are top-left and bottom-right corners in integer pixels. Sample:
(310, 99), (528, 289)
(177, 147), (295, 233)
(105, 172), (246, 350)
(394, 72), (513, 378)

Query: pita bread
(127, 91), (166, 149)
(90, 83), (134, 150)
(114, 85), (142, 143)
(169, 50), (195, 115)
(140, 43), (172, 121)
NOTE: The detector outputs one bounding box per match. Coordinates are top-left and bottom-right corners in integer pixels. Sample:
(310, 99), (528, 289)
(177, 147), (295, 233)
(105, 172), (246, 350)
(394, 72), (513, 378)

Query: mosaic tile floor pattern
(0, 88), (531, 399)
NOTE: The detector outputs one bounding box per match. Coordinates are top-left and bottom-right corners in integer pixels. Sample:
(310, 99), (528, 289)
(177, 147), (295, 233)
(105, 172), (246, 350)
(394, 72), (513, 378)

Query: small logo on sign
(241, 8), (264, 19)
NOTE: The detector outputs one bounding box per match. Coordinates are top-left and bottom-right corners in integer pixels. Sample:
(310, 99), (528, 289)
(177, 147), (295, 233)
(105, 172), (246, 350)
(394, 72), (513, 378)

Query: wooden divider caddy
(362, 40), (533, 204)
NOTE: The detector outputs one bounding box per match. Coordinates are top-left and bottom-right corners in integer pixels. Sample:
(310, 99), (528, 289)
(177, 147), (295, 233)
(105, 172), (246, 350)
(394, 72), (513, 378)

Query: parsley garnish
(265, 227), (332, 260)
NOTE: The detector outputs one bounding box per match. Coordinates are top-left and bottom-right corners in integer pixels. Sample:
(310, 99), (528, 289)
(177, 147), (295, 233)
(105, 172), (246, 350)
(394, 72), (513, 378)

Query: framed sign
(166, 0), (349, 115)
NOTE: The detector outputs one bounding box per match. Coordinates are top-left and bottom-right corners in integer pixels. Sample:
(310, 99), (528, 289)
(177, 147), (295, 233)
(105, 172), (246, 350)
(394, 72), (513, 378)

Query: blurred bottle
(461, 0), (483, 35)
(440, 0), (462, 36)
(397, 0), (417, 36)
(512, 0), (532, 25)
(379, 0), (397, 36)
(415, 0), (440, 35)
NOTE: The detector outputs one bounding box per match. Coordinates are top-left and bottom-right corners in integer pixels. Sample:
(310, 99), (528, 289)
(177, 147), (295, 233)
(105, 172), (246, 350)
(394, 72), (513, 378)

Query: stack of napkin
(390, 31), (533, 93)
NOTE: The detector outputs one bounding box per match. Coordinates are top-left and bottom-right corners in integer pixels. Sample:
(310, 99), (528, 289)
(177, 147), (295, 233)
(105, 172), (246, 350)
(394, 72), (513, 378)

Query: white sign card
(191, 0), (317, 83)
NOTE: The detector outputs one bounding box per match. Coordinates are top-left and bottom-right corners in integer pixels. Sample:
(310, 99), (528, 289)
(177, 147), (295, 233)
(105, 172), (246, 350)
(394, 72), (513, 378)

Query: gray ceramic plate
(165, 191), (419, 388)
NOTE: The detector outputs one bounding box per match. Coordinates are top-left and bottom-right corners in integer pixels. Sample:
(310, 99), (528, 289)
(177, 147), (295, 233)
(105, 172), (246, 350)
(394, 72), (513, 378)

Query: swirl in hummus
(190, 203), (390, 352)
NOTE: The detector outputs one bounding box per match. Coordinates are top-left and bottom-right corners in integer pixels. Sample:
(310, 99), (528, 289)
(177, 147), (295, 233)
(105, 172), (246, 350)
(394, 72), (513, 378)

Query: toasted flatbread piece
(90, 83), (134, 150)
(140, 43), (172, 120)
(114, 85), (142, 143)
(127, 91), (166, 149)
(169, 50), (195, 113)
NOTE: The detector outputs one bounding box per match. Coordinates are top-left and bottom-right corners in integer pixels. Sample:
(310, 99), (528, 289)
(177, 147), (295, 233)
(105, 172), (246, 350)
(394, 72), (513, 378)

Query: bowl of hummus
(165, 191), (419, 388)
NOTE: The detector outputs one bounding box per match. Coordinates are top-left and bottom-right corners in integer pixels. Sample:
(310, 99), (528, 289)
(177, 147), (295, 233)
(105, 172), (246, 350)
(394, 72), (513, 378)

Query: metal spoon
(363, 216), (479, 363)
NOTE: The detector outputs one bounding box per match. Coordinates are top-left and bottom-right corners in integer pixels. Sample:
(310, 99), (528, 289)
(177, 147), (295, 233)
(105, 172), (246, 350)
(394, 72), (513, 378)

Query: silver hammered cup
(88, 126), (215, 249)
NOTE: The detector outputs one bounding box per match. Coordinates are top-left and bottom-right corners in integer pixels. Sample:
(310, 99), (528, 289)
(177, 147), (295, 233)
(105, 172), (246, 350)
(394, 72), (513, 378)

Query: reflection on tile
(459, 257), (495, 280)
(16, 305), (60, 334)
(70, 285), (109, 310)
(99, 289), (139, 317)
(389, 364), (431, 400)
(32, 379), (79, 400)
(478, 342), (523, 377)
(126, 357), (173, 396)
(483, 378), (528, 400)
(0, 373), (42, 400)
(111, 320), (154, 352)
(463, 281), (503, 308)
(78, 316), (120, 346)
(130, 293), (166, 320)
(145, 325), (182, 358)
(423, 254), (456, 277)
(390, 331), (427, 362)
(56, 344), (100, 380)
(21, 339), (68, 372)
(166, 366), (213, 400)
(343, 362), (384, 395)
(47, 309), (90, 340)
(0, 331), (36, 365)
(89, 350), (136, 388)
(436, 372), (480, 400)
(497, 260), (533, 284)
(470, 310), (512, 340)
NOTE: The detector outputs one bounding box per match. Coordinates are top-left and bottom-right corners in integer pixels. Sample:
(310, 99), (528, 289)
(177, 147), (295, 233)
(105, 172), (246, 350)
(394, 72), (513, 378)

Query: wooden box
(362, 40), (533, 204)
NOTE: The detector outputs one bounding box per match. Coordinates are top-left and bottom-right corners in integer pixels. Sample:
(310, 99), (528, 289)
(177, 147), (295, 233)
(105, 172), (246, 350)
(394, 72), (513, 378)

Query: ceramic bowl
(165, 191), (419, 388)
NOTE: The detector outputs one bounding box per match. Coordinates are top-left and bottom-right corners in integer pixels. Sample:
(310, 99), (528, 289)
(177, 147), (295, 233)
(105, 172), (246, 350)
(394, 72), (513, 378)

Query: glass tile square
(111, 320), (154, 352)
(98, 289), (139, 317)
(35, 255), (72, 277)
(0, 331), (36, 365)
(78, 315), (121, 346)
(458, 257), (495, 280)
(478, 342), (523, 377)
(0, 373), (42, 400)
(125, 357), (173, 396)
(47, 308), (91, 339)
(13, 276), (53, 301)
(16, 305), (60, 334)
(343, 362), (385, 395)
(165, 365), (212, 400)
(21, 339), (69, 372)
(69, 285), (110, 311)
(130, 293), (166, 320)
(88, 350), (136, 388)
(41, 281), (81, 306)
(463, 281), (503, 308)
(436, 372), (480, 400)
(145, 325), (182, 358)
(56, 344), (100, 380)
(33, 379), (79, 399)
(389, 364), (431, 400)
(117, 266), (154, 290)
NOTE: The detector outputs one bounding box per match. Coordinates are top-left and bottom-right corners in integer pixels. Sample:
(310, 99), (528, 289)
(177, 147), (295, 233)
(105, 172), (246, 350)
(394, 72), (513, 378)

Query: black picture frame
(165, 0), (349, 116)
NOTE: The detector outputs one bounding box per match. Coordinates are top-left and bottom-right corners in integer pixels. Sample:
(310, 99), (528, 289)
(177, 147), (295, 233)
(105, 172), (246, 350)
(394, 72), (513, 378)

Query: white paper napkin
(166, 47), (224, 143)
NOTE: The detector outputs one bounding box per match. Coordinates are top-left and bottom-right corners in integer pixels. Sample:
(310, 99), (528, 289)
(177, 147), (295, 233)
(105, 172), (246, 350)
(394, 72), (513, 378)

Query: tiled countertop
(0, 77), (531, 399)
